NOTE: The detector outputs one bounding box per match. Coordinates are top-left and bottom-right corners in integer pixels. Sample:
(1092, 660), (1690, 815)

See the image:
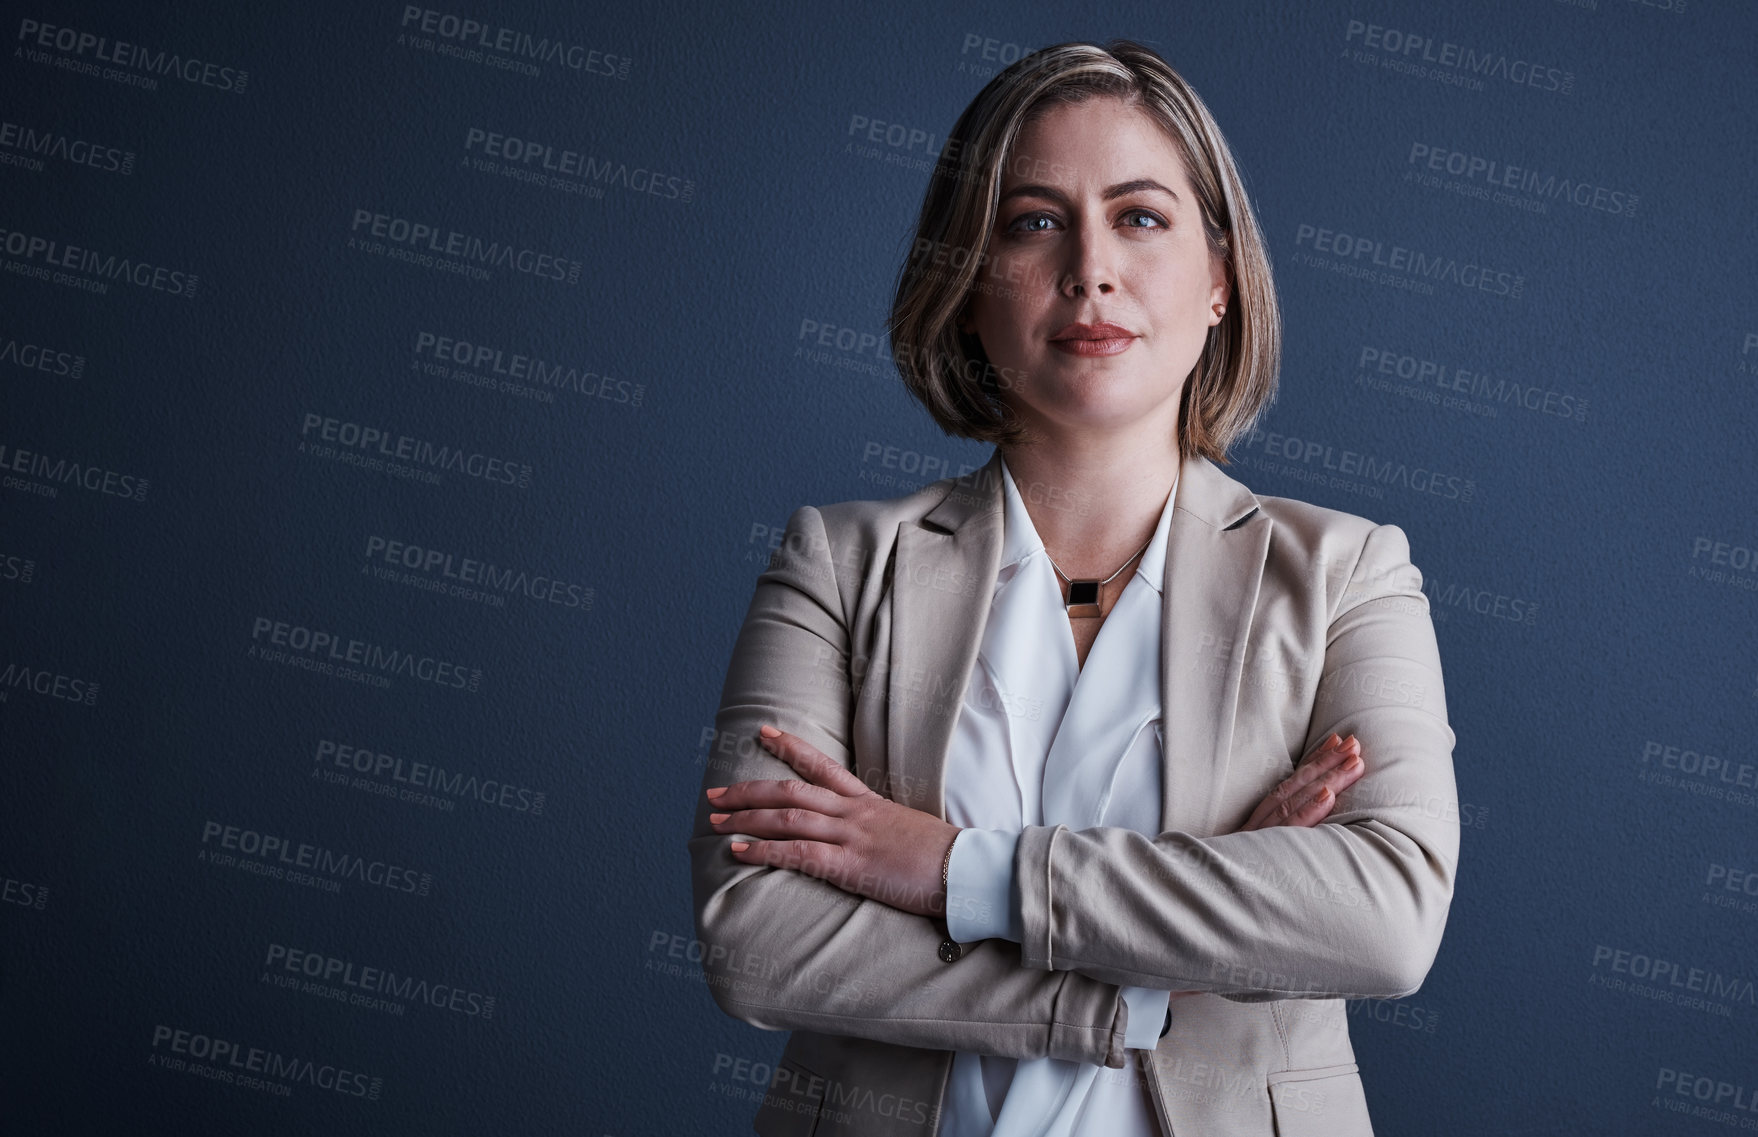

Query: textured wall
(3, 0), (1754, 1133)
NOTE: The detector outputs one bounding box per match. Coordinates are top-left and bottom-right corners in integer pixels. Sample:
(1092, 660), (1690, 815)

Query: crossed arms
(687, 505), (1459, 1068)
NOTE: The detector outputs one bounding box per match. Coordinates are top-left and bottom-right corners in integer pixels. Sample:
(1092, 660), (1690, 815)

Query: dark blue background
(4, 1), (1754, 1133)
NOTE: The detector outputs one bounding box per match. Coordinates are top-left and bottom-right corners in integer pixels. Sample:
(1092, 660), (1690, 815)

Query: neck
(998, 428), (1181, 580)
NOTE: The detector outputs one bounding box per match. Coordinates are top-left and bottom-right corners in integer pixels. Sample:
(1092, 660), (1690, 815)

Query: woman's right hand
(1236, 732), (1364, 832)
(1164, 733), (1364, 1012)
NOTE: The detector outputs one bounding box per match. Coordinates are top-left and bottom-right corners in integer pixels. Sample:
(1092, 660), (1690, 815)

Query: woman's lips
(1049, 334), (1136, 356)
(1049, 322), (1137, 356)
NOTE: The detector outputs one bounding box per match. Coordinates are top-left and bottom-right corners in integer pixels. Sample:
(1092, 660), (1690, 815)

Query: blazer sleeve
(688, 504), (1137, 1068)
(1010, 521), (1460, 1000)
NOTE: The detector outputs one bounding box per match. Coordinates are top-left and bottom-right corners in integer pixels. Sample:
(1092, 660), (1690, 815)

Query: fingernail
(1317, 786), (1331, 802)
(709, 813), (729, 824)
(1343, 754), (1362, 772)
(729, 841), (750, 852)
(759, 725), (780, 738)
(705, 787), (726, 799)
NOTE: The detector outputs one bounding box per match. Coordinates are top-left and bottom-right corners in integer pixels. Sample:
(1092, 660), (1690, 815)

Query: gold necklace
(1042, 532), (1153, 619)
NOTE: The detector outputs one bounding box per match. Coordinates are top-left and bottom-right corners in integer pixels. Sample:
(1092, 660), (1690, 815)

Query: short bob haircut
(888, 40), (1279, 464)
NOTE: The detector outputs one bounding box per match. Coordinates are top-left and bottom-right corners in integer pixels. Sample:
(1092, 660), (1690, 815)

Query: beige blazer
(689, 448), (1459, 1137)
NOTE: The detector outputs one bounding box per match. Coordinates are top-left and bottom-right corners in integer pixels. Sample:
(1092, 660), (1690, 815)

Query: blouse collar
(996, 455), (1179, 597)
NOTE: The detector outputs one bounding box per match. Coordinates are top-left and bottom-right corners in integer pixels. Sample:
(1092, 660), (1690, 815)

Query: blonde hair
(888, 39), (1279, 463)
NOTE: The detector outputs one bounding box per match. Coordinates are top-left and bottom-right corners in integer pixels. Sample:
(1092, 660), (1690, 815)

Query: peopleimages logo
(1655, 1066), (1758, 1121)
(0, 225), (197, 297)
(1354, 346), (1588, 423)
(0, 442), (149, 500)
(1293, 223), (1523, 299)
(299, 413), (532, 489)
(199, 821), (433, 897)
(1342, 20), (1574, 95)
(1405, 143), (1638, 218)
(263, 942), (496, 1019)
(348, 209), (583, 284)
(462, 128), (694, 202)
(1590, 944), (1756, 1013)
(0, 121), (134, 175)
(0, 329), (86, 376)
(412, 331), (645, 407)
(314, 736), (548, 816)
(1239, 427), (1476, 502)
(2, 874), (48, 909)
(397, 6), (631, 79)
(248, 616), (482, 692)
(148, 1025), (381, 1100)
(15, 20), (251, 93)
(363, 536), (592, 614)
(0, 661), (98, 706)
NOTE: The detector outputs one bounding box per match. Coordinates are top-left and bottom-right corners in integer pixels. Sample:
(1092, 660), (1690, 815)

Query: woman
(689, 40), (1458, 1137)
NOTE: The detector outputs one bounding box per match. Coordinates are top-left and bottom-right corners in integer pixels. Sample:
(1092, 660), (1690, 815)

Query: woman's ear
(1209, 253), (1232, 310)
(1207, 254), (1232, 326)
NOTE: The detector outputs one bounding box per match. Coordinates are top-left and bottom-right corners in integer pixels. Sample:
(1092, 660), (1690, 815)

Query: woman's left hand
(705, 725), (958, 918)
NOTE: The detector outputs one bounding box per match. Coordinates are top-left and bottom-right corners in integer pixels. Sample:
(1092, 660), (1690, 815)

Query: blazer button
(938, 938), (963, 963)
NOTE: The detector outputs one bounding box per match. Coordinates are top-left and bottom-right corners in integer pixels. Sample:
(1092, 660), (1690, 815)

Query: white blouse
(939, 455), (1176, 1137)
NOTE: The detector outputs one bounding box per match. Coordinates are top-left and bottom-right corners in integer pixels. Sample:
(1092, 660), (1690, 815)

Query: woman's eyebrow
(998, 178), (1181, 207)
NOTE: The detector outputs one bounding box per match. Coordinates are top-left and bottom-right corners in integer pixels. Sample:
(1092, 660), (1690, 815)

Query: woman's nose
(1060, 231), (1118, 297)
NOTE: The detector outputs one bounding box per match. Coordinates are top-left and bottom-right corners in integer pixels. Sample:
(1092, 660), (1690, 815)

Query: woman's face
(959, 95), (1229, 443)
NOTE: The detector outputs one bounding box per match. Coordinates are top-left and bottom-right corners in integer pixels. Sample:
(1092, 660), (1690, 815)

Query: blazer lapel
(1159, 456), (1271, 836)
(886, 448), (1268, 837)
(888, 452), (1005, 821)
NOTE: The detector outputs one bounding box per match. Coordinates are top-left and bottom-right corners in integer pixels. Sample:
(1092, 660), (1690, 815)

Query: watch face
(1067, 579), (1100, 607)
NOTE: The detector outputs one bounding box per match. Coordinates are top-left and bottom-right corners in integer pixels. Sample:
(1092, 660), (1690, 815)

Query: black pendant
(1066, 579), (1102, 618)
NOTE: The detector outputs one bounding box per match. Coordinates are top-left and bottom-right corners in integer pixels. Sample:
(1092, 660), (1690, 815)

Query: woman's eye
(1009, 212), (1057, 233)
(1007, 210), (1165, 233)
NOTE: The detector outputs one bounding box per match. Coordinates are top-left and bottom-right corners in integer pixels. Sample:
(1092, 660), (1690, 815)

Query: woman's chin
(1027, 401), (1179, 438)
